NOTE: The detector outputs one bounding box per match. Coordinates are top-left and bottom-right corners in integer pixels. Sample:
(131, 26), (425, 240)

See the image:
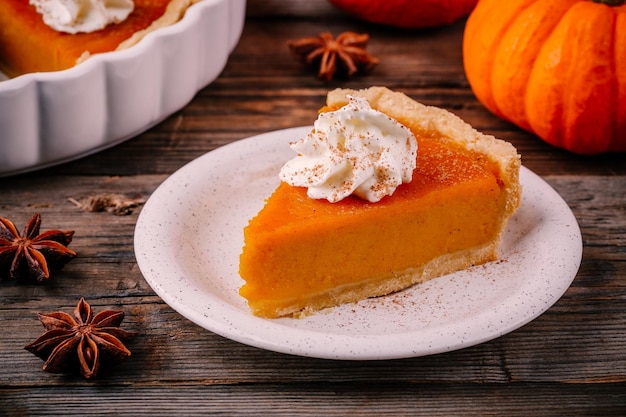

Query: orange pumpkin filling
(0, 0), (192, 78)
(239, 87), (521, 318)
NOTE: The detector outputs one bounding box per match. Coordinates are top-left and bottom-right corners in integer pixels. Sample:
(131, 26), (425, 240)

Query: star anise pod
(287, 31), (379, 81)
(0, 213), (76, 282)
(24, 298), (136, 379)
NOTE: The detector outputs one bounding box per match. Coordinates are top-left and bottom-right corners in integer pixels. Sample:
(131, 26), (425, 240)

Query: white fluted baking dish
(0, 0), (246, 177)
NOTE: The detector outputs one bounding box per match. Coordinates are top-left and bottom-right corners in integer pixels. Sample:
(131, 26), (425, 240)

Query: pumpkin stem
(592, 0), (626, 5)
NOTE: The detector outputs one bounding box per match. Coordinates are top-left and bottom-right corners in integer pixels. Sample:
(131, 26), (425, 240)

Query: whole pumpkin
(463, 0), (626, 154)
(327, 0), (478, 29)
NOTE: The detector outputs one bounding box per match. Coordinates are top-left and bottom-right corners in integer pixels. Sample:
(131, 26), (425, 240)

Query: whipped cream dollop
(279, 95), (418, 203)
(30, 0), (134, 34)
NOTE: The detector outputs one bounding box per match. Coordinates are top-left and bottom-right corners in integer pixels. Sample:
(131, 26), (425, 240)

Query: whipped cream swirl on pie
(30, 0), (134, 34)
(280, 95), (418, 203)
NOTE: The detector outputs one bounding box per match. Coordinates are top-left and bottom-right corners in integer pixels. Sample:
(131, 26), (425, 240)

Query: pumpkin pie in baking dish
(239, 86), (522, 318)
(0, 0), (200, 78)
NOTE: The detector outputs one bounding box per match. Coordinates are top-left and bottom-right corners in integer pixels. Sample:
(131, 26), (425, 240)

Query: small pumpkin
(327, 0), (479, 29)
(463, 0), (626, 154)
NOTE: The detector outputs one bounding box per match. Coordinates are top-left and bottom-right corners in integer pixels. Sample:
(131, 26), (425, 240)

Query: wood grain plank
(1, 383), (625, 416)
(246, 0), (341, 18)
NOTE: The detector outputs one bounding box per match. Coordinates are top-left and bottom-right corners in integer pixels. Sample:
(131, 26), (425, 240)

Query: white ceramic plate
(0, 0), (246, 177)
(134, 126), (583, 360)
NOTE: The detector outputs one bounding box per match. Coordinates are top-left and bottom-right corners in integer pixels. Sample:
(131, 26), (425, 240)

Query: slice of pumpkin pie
(239, 86), (521, 318)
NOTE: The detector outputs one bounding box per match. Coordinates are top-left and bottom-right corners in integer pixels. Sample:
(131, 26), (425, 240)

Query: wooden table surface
(1, 1), (625, 415)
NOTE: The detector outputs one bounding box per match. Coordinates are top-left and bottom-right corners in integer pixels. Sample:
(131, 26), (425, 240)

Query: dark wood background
(1, 0), (625, 415)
